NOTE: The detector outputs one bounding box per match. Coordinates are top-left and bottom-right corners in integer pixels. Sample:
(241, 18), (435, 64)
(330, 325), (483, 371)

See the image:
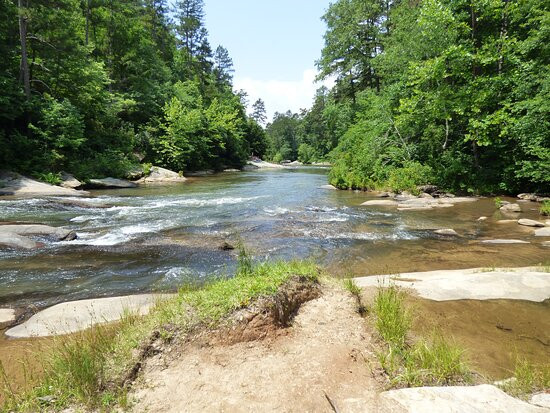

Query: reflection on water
(0, 168), (548, 309)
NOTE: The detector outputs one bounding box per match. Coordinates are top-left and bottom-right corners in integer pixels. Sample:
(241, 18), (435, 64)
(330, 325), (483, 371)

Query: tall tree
(251, 98), (267, 126)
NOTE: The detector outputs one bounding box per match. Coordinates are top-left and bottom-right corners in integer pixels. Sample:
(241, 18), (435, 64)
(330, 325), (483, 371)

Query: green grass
(2, 259), (319, 412)
(371, 284), (471, 387)
(540, 200), (550, 216)
(498, 357), (550, 399)
(494, 197), (503, 209)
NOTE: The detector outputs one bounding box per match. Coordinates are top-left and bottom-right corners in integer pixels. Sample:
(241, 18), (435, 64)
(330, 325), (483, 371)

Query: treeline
(272, 0), (549, 194)
(0, 0), (267, 180)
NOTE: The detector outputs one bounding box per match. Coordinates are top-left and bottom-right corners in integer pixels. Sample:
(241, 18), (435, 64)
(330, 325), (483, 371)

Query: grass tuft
(373, 284), (411, 348)
(499, 356), (550, 399)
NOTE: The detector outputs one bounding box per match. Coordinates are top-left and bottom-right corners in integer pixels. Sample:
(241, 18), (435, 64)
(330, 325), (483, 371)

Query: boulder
(530, 393), (550, 409)
(543, 241), (550, 247)
(518, 193), (537, 201)
(184, 170), (215, 177)
(319, 184), (337, 190)
(0, 171), (88, 197)
(481, 239), (530, 244)
(500, 203), (522, 213)
(535, 227), (550, 237)
(5, 294), (173, 337)
(394, 192), (416, 201)
(376, 191), (395, 198)
(379, 385), (546, 413)
(361, 200), (398, 207)
(125, 166), (145, 180)
(434, 228), (459, 236)
(138, 167), (187, 184)
(59, 172), (82, 189)
(417, 184), (439, 194)
(223, 169), (240, 173)
(86, 177), (138, 189)
(247, 160), (286, 169)
(518, 219), (545, 227)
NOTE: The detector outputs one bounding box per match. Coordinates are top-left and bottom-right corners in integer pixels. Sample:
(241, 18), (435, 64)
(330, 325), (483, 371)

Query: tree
(251, 98), (267, 125)
(213, 45), (234, 86)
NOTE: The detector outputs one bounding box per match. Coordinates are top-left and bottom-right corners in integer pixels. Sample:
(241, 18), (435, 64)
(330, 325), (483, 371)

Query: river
(0, 167), (548, 310)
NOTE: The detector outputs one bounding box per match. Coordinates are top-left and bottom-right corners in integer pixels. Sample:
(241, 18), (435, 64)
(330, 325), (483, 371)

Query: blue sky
(203, 0), (334, 120)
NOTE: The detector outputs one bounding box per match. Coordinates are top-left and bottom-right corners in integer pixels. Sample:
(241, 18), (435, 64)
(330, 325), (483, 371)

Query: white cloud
(234, 69), (335, 122)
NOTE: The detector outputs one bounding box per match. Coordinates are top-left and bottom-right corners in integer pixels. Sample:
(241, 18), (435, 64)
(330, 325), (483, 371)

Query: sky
(203, 0), (334, 120)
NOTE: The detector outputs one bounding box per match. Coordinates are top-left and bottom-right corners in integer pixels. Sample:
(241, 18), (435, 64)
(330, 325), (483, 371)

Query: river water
(0, 167), (548, 309)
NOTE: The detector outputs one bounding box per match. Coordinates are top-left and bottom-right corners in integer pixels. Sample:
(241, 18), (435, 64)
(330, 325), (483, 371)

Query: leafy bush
(34, 172), (62, 186)
(384, 162), (433, 194)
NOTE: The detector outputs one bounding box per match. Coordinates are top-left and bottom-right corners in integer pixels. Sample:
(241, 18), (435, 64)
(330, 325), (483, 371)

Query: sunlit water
(0, 168), (548, 309)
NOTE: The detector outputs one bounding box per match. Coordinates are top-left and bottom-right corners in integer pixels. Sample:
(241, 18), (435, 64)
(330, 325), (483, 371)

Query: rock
(518, 219), (545, 227)
(496, 220), (518, 224)
(319, 184), (337, 190)
(0, 308), (16, 327)
(417, 185), (439, 194)
(59, 172), (82, 189)
(355, 267), (550, 302)
(242, 164), (259, 171)
(419, 192), (434, 199)
(125, 166), (145, 180)
(5, 294), (174, 338)
(394, 192), (416, 201)
(0, 233), (39, 249)
(138, 167), (187, 184)
(518, 193), (537, 201)
(500, 203), (522, 213)
(397, 206), (433, 211)
(477, 216), (488, 221)
(448, 196), (479, 203)
(361, 200), (398, 207)
(530, 393), (550, 409)
(184, 170), (215, 177)
(376, 191), (395, 198)
(247, 160), (286, 169)
(223, 169), (240, 173)
(481, 239), (530, 244)
(379, 385), (545, 413)
(86, 177), (138, 189)
(0, 224), (76, 241)
(0, 171), (88, 197)
(287, 160), (303, 166)
(535, 227), (550, 237)
(535, 196), (550, 202)
(434, 228), (459, 236)
(543, 241), (550, 247)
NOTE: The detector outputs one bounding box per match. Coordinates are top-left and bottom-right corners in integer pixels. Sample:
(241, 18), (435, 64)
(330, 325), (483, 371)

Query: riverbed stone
(0, 233), (39, 249)
(500, 203), (522, 213)
(0, 171), (88, 197)
(530, 392), (550, 409)
(496, 219), (518, 224)
(543, 241), (550, 247)
(477, 216), (488, 221)
(5, 294), (174, 338)
(319, 184), (337, 190)
(138, 166), (187, 184)
(434, 228), (459, 236)
(361, 200), (399, 206)
(378, 385), (546, 413)
(535, 227), (550, 237)
(0, 224), (75, 241)
(247, 160), (286, 169)
(481, 239), (530, 244)
(87, 177), (138, 189)
(354, 267), (550, 302)
(0, 308), (16, 326)
(518, 219), (545, 227)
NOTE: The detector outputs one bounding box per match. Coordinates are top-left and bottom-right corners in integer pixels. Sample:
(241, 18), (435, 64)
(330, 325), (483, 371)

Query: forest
(266, 0), (549, 194)
(0, 0), (267, 180)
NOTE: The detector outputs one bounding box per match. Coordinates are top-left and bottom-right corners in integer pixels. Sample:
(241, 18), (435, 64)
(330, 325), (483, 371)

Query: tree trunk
(18, 0), (30, 99)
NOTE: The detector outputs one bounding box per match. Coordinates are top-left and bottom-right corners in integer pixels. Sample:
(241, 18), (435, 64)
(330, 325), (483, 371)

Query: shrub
(540, 201), (550, 216)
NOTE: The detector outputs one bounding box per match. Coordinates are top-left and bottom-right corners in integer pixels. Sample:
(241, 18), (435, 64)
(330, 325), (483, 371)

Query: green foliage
(498, 357), (550, 399)
(540, 201), (550, 216)
(373, 285), (411, 348)
(494, 197), (503, 209)
(236, 242), (253, 277)
(34, 172), (62, 186)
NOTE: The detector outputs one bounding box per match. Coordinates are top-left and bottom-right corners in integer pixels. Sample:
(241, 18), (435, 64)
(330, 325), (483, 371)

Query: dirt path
(130, 286), (385, 412)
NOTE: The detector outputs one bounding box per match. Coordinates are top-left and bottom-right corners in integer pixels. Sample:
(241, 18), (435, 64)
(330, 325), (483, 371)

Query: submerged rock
(477, 216), (488, 221)
(86, 177), (138, 189)
(5, 294), (174, 338)
(319, 184), (337, 190)
(500, 203), (522, 213)
(379, 384), (545, 413)
(0, 171), (88, 197)
(434, 228), (459, 236)
(0, 233), (39, 249)
(0, 224), (76, 249)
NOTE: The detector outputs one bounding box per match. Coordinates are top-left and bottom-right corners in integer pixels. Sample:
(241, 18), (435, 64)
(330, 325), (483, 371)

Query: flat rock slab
(0, 171), (88, 197)
(354, 267), (550, 302)
(319, 184), (337, 190)
(379, 385), (546, 413)
(5, 294), (173, 338)
(518, 219), (546, 227)
(481, 239), (530, 244)
(362, 200), (398, 206)
(530, 393), (550, 409)
(87, 178), (138, 189)
(0, 308), (16, 325)
(535, 227), (550, 237)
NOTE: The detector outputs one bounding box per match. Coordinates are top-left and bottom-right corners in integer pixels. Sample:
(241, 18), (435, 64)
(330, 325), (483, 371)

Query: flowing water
(1, 167), (548, 309)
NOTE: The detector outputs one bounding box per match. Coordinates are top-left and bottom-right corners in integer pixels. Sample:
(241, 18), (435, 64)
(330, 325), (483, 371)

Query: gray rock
(223, 168), (241, 172)
(59, 172), (82, 189)
(184, 170), (215, 177)
(125, 166), (145, 180)
(379, 384), (546, 413)
(543, 241), (550, 247)
(0, 233), (39, 249)
(138, 166), (187, 184)
(518, 219), (545, 227)
(361, 200), (398, 206)
(376, 191), (395, 198)
(496, 219), (519, 224)
(0, 171), (88, 197)
(319, 184), (337, 190)
(477, 216), (488, 221)
(87, 177), (138, 189)
(434, 228), (459, 236)
(0, 308), (16, 326)
(518, 193), (537, 201)
(355, 267), (550, 302)
(6, 294), (174, 338)
(530, 393), (550, 409)
(417, 185), (439, 194)
(535, 227), (550, 237)
(0, 224), (75, 241)
(501, 203), (522, 213)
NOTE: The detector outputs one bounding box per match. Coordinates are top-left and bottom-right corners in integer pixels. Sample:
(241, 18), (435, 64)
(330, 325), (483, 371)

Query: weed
(540, 200), (550, 216)
(499, 356), (550, 399)
(372, 284), (411, 348)
(494, 197), (503, 208)
(34, 172), (61, 186)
